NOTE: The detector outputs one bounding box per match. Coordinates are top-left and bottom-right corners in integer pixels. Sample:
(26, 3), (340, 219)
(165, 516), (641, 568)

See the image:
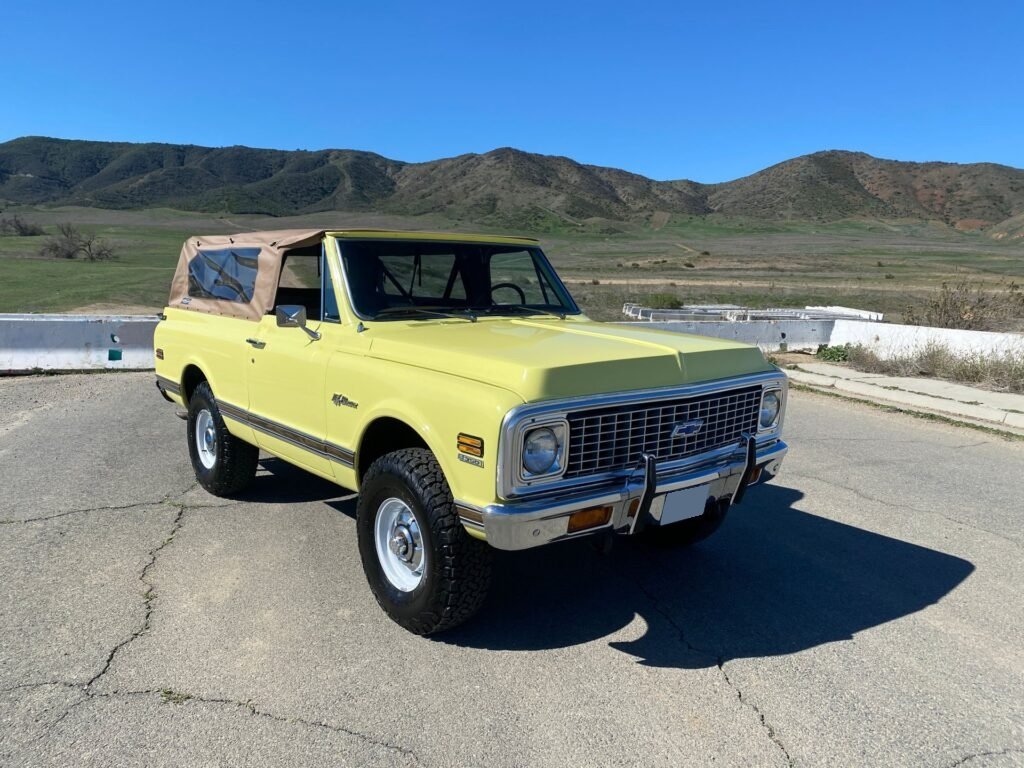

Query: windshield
(336, 239), (579, 320)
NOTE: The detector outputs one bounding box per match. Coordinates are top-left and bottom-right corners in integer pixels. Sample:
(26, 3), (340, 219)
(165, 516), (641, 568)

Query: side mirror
(275, 305), (320, 340)
(276, 304), (307, 328)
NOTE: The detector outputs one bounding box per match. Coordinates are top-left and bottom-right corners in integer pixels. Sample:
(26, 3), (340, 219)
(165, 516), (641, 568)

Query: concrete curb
(787, 367), (1024, 436)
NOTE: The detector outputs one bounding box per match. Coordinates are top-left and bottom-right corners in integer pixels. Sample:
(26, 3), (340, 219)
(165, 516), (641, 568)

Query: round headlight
(523, 427), (559, 475)
(760, 391), (781, 428)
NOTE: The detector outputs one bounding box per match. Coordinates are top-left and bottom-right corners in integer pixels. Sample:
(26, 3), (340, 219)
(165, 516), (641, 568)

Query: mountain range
(2, 136), (1023, 232)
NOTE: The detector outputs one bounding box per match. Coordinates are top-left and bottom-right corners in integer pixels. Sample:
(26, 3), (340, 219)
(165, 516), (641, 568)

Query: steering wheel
(491, 282), (527, 304)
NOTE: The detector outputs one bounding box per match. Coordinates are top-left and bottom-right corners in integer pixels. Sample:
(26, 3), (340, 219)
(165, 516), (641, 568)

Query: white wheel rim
(195, 409), (217, 469)
(374, 497), (426, 592)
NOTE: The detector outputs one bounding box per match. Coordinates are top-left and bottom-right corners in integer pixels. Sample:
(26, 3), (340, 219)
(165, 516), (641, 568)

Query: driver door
(246, 246), (333, 477)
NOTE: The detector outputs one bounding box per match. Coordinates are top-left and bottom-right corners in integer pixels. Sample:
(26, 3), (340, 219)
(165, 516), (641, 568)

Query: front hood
(365, 317), (775, 402)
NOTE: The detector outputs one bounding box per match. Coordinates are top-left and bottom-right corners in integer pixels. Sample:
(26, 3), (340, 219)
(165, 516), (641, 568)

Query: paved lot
(1, 372), (1023, 768)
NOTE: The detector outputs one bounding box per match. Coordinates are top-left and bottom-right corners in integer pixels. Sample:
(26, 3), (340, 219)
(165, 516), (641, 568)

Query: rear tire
(186, 381), (259, 497)
(357, 448), (492, 634)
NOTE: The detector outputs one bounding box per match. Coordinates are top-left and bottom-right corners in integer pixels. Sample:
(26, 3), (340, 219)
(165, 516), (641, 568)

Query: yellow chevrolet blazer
(154, 229), (788, 633)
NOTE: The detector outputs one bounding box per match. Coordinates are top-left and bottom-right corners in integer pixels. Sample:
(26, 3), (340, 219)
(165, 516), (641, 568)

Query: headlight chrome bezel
(517, 419), (568, 483)
(759, 387), (783, 430)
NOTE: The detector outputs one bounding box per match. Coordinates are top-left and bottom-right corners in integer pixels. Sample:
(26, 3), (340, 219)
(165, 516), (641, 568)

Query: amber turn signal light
(457, 433), (484, 457)
(567, 505), (613, 534)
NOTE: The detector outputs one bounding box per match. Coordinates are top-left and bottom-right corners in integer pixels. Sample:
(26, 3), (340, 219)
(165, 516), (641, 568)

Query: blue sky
(3, 0), (1021, 182)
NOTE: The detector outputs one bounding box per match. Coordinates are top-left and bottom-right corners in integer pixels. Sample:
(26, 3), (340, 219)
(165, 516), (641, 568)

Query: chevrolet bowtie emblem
(672, 419), (704, 437)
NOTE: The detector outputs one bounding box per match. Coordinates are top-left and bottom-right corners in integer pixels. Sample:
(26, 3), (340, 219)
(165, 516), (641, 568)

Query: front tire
(186, 381), (259, 497)
(357, 448), (492, 634)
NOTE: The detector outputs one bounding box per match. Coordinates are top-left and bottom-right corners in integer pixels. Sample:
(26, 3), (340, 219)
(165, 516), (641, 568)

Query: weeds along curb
(790, 382), (1024, 443)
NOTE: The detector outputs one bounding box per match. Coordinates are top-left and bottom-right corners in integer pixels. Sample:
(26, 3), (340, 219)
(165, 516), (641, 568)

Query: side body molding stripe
(216, 399), (355, 468)
(156, 375), (181, 396)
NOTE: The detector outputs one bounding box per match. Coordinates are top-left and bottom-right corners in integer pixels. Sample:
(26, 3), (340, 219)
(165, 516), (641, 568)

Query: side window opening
(274, 245), (321, 319)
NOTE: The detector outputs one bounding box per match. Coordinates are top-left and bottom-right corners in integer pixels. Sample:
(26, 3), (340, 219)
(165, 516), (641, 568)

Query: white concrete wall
(0, 314), (158, 373)
(831, 320), (1024, 359)
(805, 306), (884, 321)
(619, 319), (835, 352)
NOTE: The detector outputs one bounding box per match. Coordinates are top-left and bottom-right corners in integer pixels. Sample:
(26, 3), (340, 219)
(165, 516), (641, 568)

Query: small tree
(0, 214), (44, 236)
(40, 224), (115, 261)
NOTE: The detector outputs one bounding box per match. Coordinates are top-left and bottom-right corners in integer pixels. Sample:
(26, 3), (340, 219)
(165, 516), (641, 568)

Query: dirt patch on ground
(954, 219), (990, 231)
(771, 351), (819, 367)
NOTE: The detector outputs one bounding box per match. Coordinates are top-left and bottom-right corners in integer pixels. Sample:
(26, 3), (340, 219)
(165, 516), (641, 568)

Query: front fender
(340, 360), (523, 509)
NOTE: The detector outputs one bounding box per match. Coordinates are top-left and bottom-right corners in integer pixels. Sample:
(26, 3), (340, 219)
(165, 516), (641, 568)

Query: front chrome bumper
(457, 438), (788, 551)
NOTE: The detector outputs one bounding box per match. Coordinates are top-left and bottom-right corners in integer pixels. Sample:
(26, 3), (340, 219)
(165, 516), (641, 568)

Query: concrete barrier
(805, 306), (884, 321)
(620, 319), (835, 352)
(0, 314), (158, 373)
(831, 320), (1024, 360)
(622, 315), (1024, 359)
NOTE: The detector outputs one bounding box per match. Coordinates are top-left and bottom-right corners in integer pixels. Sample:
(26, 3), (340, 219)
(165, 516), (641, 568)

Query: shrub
(591, 278), (600, 285)
(683, 261), (695, 268)
(0, 214), (44, 236)
(39, 224), (116, 261)
(903, 280), (1024, 331)
(646, 292), (682, 310)
(816, 344), (850, 363)
(885, 273), (895, 279)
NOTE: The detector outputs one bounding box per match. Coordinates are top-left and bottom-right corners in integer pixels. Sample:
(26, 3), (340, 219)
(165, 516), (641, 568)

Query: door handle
(245, 337), (266, 349)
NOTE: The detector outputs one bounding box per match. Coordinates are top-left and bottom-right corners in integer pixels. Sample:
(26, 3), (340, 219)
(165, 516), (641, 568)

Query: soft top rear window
(187, 247), (260, 304)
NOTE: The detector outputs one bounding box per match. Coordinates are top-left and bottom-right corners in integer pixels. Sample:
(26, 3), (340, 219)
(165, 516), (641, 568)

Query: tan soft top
(168, 228), (541, 321)
(168, 229), (324, 321)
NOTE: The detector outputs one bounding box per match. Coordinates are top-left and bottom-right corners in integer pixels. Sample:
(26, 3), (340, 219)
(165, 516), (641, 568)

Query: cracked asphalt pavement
(2, 372), (1023, 767)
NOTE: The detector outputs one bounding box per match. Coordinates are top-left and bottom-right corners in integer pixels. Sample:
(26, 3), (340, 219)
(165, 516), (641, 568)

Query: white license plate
(659, 484), (710, 526)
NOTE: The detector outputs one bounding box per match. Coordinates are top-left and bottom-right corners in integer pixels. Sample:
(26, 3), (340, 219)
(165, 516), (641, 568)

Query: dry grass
(846, 343), (1024, 394)
(902, 280), (1024, 332)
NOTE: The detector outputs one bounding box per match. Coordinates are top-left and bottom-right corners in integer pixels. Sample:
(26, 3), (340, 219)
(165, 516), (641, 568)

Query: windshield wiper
(372, 306), (477, 322)
(475, 305), (567, 320)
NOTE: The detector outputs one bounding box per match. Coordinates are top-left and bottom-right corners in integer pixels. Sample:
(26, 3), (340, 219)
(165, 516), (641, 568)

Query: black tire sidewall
(357, 468), (440, 623)
(186, 383), (230, 491)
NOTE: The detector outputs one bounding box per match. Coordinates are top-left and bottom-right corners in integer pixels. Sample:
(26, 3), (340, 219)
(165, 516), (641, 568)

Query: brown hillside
(1, 137), (1022, 230)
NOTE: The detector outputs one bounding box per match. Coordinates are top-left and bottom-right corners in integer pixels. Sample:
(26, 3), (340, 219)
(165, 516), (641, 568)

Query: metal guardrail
(0, 314), (158, 373)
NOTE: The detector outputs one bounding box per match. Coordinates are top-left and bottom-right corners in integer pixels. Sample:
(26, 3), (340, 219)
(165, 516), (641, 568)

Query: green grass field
(2, 206), (1022, 321)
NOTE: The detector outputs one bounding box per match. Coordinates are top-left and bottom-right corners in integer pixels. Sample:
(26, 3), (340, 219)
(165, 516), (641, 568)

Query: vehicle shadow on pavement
(234, 458), (356, 504)
(441, 484), (976, 668)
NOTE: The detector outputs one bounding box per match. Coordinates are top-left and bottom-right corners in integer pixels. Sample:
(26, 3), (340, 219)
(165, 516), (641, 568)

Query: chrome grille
(564, 386), (761, 478)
